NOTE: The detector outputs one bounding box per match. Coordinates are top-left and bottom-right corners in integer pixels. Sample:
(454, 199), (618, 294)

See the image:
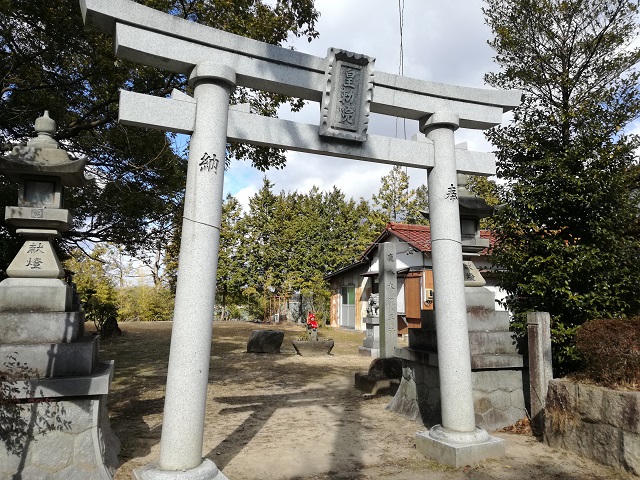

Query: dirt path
(99, 321), (635, 480)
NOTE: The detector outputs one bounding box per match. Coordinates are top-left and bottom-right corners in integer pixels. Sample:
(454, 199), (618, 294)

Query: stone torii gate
(80, 1), (521, 477)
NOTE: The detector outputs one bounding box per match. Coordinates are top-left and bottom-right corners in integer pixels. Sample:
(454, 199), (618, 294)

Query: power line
(395, 0), (407, 141)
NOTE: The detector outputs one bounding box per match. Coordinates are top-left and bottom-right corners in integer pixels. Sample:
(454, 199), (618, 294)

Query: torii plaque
(80, 1), (521, 477)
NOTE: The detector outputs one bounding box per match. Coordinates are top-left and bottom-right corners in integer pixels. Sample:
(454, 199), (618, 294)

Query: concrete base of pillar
(415, 425), (505, 467)
(133, 459), (228, 480)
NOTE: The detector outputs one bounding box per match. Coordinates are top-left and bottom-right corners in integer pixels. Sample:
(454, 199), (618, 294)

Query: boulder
(247, 329), (285, 354)
(367, 357), (402, 379)
(354, 358), (402, 396)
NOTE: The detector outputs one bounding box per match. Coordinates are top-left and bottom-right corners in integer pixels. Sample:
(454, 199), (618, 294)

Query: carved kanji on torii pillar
(80, 0), (521, 477)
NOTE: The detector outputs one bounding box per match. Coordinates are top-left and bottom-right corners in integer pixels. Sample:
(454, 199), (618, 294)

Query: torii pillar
(415, 112), (505, 466)
(134, 63), (234, 479)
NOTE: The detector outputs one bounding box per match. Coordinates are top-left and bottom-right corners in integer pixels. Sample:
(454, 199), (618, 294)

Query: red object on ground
(307, 313), (318, 329)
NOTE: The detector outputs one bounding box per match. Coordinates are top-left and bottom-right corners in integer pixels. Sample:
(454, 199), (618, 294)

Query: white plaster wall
(483, 282), (508, 312)
(397, 278), (405, 314)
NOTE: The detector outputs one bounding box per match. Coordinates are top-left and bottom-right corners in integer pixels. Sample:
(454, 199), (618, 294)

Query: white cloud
(223, 0), (502, 208)
(232, 184), (258, 213)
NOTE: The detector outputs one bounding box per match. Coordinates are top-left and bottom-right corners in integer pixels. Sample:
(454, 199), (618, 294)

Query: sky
(222, 0), (501, 209)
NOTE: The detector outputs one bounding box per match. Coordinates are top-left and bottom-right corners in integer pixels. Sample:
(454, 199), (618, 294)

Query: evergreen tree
(372, 166), (413, 223)
(0, 0), (319, 266)
(216, 194), (245, 315)
(372, 166), (429, 225)
(407, 184), (430, 225)
(226, 181), (379, 318)
(241, 178), (280, 296)
(484, 0), (640, 373)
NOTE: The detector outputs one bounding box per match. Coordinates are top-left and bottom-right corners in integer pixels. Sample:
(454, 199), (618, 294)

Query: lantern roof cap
(457, 174), (494, 219)
(1, 111), (92, 187)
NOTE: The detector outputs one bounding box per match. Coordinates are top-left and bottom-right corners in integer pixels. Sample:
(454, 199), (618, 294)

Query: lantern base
(0, 278), (73, 312)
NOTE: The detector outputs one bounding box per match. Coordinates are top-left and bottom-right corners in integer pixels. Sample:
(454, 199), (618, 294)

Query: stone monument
(80, 0), (522, 475)
(0, 112), (120, 479)
(378, 242), (398, 360)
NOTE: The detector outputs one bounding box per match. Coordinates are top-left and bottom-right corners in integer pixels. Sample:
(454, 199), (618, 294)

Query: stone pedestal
(0, 362), (120, 480)
(387, 288), (526, 433)
(359, 315), (380, 358)
(0, 277), (119, 479)
(0, 278), (73, 311)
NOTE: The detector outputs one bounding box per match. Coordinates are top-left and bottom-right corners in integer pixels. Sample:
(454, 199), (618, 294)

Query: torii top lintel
(80, 0), (521, 130)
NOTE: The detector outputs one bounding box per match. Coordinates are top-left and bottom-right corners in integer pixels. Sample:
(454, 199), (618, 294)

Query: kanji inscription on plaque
(319, 48), (374, 142)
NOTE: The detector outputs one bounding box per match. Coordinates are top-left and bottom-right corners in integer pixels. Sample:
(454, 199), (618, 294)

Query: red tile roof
(327, 223), (496, 279)
(361, 222), (494, 258)
(387, 222), (432, 252)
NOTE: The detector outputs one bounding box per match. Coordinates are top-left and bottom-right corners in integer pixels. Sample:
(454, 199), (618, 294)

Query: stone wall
(387, 287), (527, 432)
(545, 379), (640, 476)
(387, 357), (527, 431)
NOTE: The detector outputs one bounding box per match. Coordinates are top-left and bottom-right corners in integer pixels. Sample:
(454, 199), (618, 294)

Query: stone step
(0, 335), (99, 377)
(471, 354), (524, 369)
(0, 310), (85, 344)
(465, 287), (499, 309)
(470, 331), (519, 355)
(410, 329), (520, 355)
(467, 309), (511, 331)
(8, 360), (114, 399)
(395, 346), (524, 370)
(421, 308), (511, 332)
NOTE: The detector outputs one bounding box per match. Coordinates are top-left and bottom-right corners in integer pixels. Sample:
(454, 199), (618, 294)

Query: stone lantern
(0, 112), (119, 479)
(421, 174), (494, 287)
(457, 174), (494, 287)
(395, 180), (526, 439)
(0, 111), (91, 310)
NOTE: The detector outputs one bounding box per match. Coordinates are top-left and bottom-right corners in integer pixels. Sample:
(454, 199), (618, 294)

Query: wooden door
(403, 271), (422, 329)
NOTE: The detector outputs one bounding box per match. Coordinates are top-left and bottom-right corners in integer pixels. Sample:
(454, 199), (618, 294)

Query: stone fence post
(527, 311), (553, 436)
